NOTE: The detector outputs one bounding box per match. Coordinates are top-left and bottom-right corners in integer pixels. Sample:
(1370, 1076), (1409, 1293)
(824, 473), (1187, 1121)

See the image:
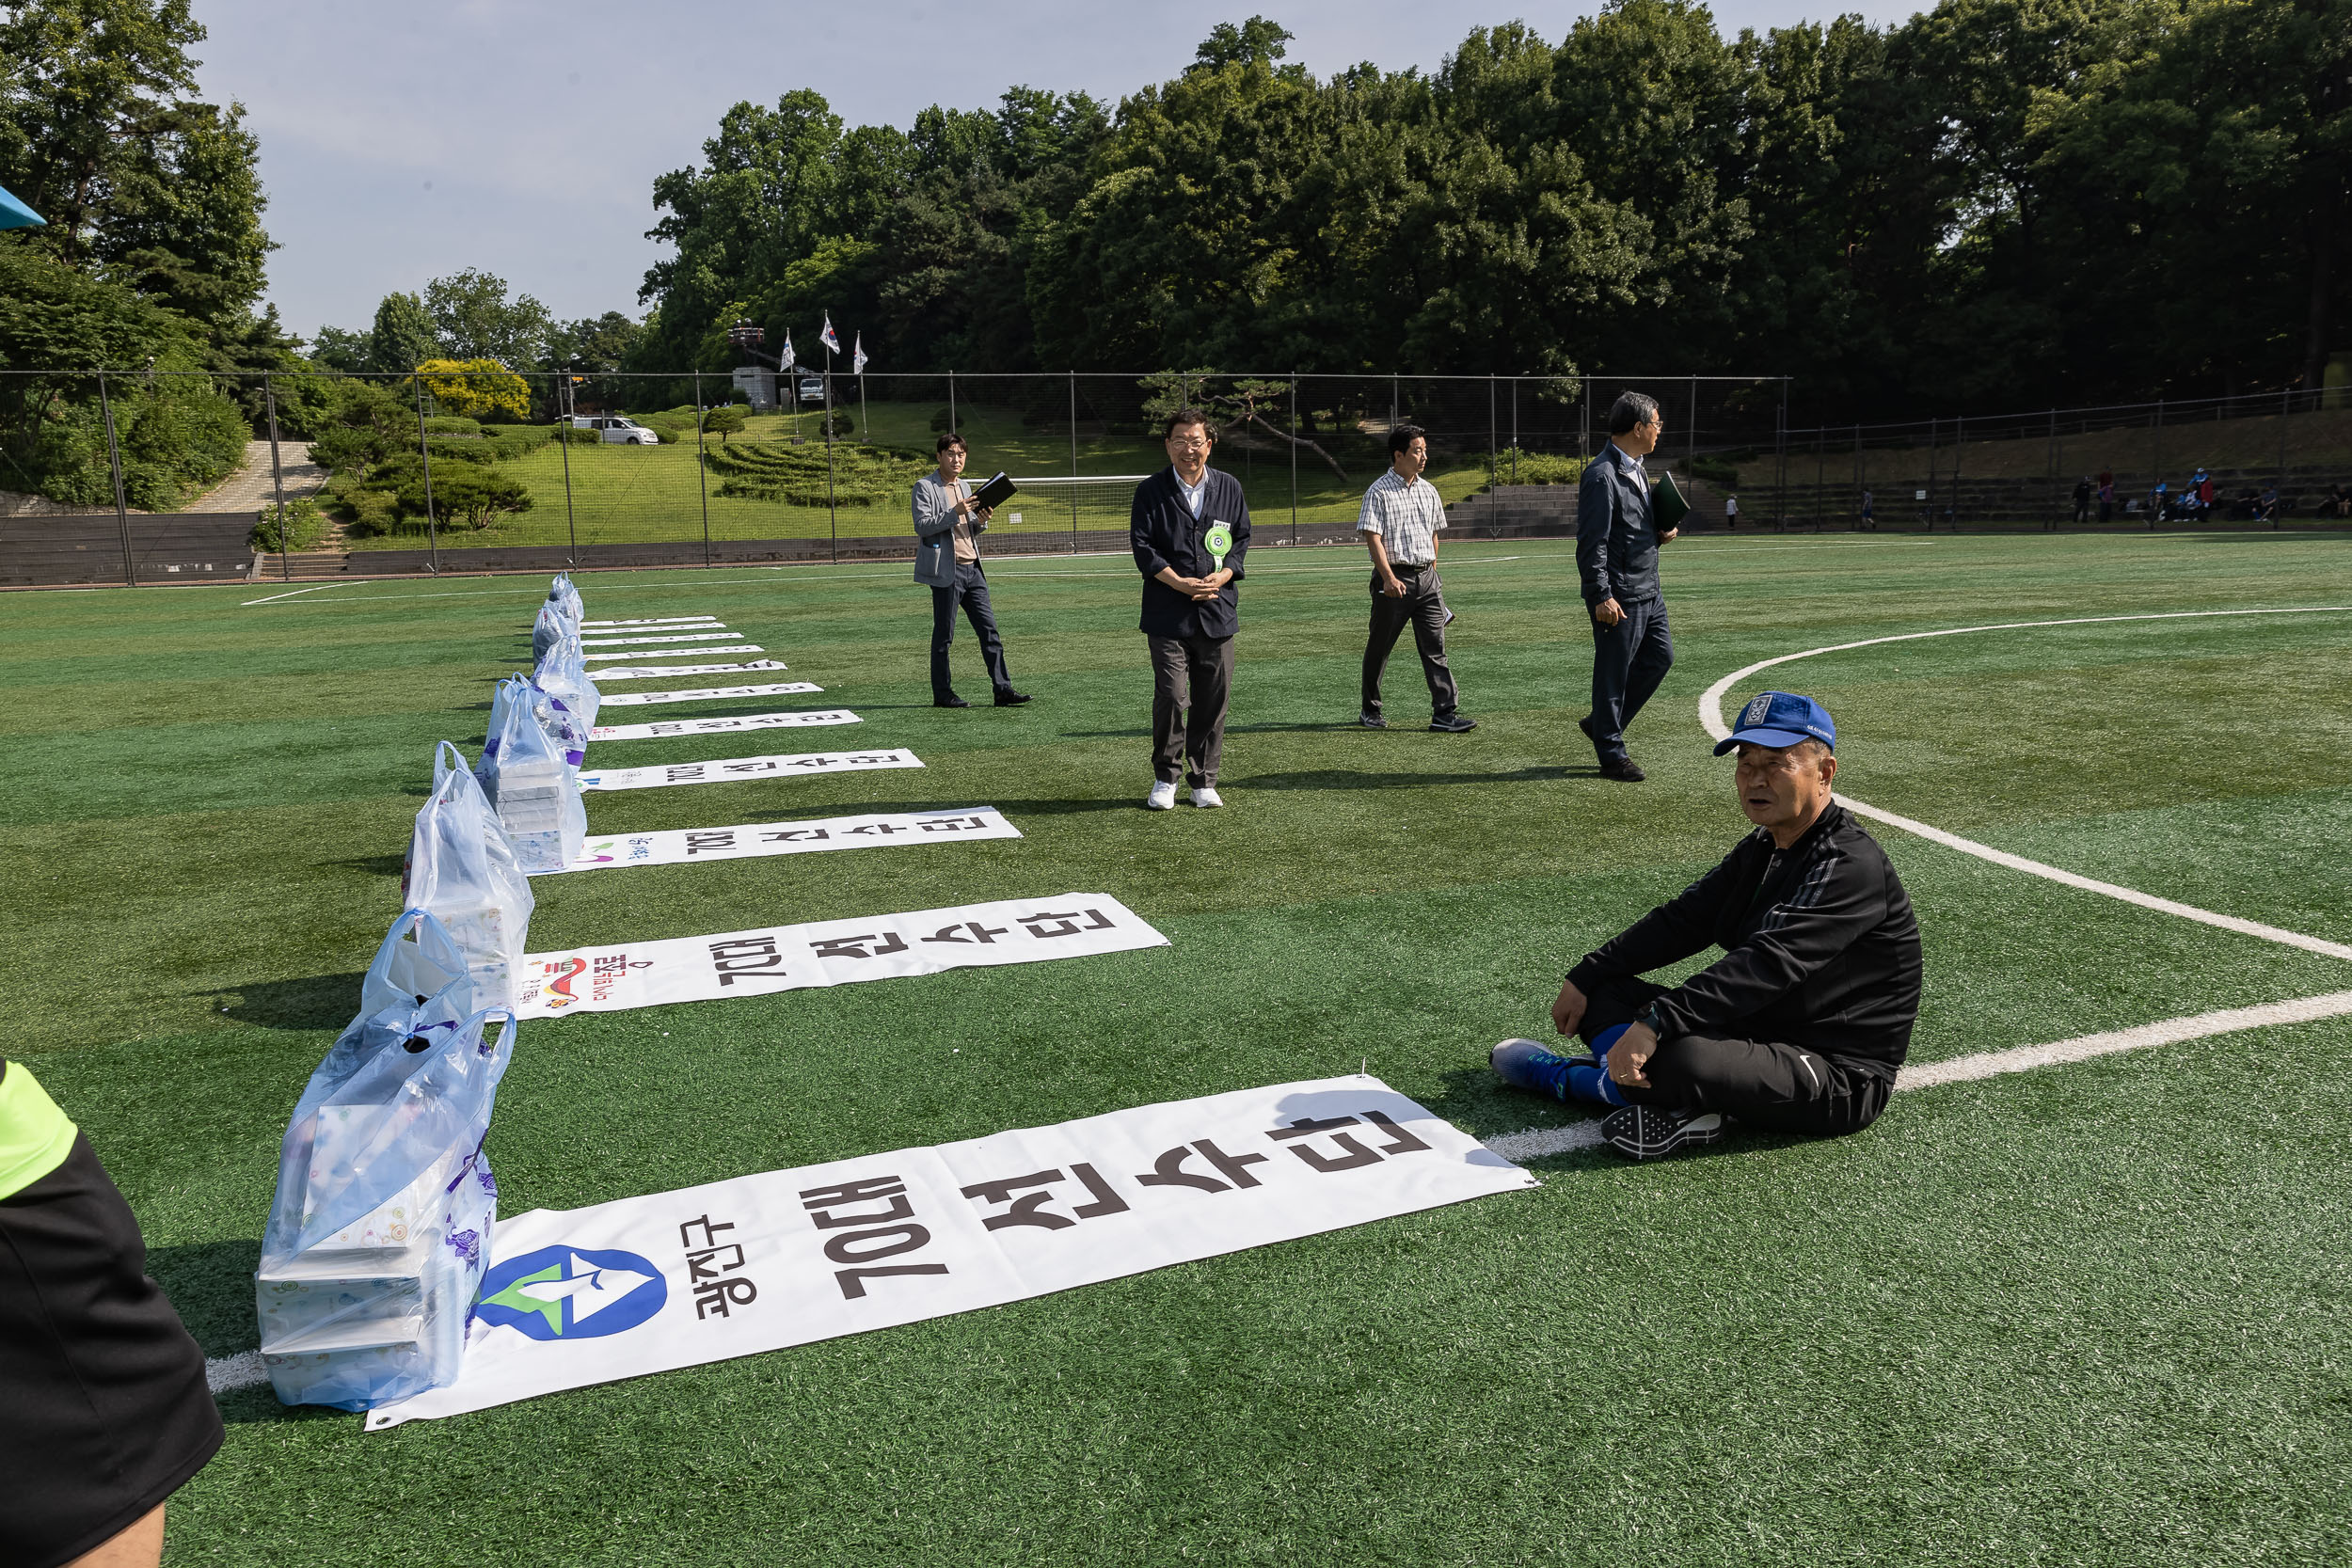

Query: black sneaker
(1429, 713), (1478, 733)
(1597, 758), (1646, 782)
(934, 694), (971, 709)
(1359, 710), (1388, 729)
(1598, 1104), (1725, 1161)
(993, 689), (1033, 706)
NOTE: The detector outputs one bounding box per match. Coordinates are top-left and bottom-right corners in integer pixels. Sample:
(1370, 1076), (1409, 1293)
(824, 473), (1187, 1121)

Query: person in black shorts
(3, 1059), (222, 1568)
(1491, 691), (1923, 1159)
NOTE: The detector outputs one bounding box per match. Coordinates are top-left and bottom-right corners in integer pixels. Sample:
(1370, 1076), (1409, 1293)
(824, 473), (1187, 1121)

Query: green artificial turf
(6, 532), (2351, 1565)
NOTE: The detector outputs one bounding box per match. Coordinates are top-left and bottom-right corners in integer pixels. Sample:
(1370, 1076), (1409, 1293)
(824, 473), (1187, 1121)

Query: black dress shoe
(935, 694), (970, 708)
(993, 689), (1032, 706)
(1597, 758), (1646, 782)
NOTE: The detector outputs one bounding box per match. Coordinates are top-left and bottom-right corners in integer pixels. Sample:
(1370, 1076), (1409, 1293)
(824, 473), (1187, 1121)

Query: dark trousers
(1578, 976), (1890, 1137)
(930, 561), (1011, 699)
(1585, 595), (1673, 766)
(1361, 566), (1459, 718)
(1148, 634), (1234, 787)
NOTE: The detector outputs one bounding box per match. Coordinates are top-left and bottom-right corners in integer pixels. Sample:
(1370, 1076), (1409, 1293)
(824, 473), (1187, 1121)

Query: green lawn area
(349, 400), (1502, 552)
(9, 533), (2351, 1564)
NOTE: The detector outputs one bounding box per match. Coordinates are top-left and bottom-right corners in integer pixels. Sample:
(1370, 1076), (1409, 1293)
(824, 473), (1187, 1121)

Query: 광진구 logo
(475, 1244), (667, 1340)
(1740, 693), (1773, 730)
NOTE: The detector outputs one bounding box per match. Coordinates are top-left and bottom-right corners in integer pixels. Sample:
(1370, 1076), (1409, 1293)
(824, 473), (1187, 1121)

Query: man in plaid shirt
(1357, 424), (1476, 733)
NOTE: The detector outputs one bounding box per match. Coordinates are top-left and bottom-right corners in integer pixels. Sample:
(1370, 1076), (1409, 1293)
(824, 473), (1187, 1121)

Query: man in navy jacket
(1130, 408), (1251, 809)
(1575, 391), (1678, 782)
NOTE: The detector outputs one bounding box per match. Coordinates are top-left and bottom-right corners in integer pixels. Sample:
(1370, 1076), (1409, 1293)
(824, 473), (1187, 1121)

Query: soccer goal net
(990, 476), (1152, 538)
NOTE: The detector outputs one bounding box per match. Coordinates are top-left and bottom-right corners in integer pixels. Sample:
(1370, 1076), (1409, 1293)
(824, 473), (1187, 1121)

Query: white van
(567, 415), (660, 446)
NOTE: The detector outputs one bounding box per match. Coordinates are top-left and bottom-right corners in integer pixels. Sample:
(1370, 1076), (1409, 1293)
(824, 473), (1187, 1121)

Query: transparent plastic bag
(532, 626), (599, 733)
(531, 601), (571, 665)
(403, 741), (535, 1006)
(478, 677), (586, 874)
(549, 571), (582, 624)
(255, 999), (515, 1411)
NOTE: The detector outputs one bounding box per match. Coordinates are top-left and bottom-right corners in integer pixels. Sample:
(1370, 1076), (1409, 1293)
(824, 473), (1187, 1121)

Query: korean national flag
(820, 312), (841, 355)
(779, 330), (795, 371)
(851, 332), (868, 375)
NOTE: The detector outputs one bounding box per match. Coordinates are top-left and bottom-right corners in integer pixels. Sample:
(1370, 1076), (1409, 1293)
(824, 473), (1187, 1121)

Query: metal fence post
(557, 378), (578, 564)
(412, 372), (439, 575)
(818, 361), (837, 563)
(2151, 397), (2163, 530)
(1290, 371), (1299, 546)
(693, 370), (714, 566)
(1953, 414), (1963, 531)
(265, 372), (290, 578)
(1688, 374), (1699, 481)
(2277, 383), (2289, 526)
(1070, 370), (1080, 553)
(948, 370), (956, 433)
(1488, 373), (1498, 493)
(98, 370), (135, 586)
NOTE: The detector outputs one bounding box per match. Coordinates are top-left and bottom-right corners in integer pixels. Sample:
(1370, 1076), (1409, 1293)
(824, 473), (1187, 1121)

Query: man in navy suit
(1576, 391), (1679, 782)
(1130, 408), (1251, 809)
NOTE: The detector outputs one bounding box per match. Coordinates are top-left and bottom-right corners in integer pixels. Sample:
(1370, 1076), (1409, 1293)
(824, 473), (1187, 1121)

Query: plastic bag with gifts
(548, 571), (582, 625)
(530, 600), (571, 665)
(255, 1002), (515, 1411)
(532, 625), (599, 733)
(403, 741), (535, 1006)
(477, 678), (585, 874)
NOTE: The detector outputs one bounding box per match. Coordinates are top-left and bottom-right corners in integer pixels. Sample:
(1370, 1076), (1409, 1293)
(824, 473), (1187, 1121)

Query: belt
(1388, 562), (1431, 573)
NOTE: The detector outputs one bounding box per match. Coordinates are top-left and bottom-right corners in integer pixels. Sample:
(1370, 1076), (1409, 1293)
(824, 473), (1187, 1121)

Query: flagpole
(821, 312), (838, 562)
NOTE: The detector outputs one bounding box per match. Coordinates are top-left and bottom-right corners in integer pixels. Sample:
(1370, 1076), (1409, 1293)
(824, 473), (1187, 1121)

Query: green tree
(424, 267), (552, 367)
(703, 404), (747, 442)
(367, 292), (437, 373)
(0, 0), (274, 334)
(310, 325), (370, 373)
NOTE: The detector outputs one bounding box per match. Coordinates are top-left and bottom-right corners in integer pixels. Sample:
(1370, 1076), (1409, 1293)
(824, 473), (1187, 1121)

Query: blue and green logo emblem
(475, 1245), (666, 1340)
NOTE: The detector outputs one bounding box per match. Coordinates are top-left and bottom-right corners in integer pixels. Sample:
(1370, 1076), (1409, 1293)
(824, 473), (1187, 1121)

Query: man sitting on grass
(1492, 691), (1923, 1160)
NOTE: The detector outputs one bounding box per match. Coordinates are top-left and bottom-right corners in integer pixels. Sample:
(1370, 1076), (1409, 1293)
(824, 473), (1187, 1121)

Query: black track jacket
(1566, 803), (1923, 1078)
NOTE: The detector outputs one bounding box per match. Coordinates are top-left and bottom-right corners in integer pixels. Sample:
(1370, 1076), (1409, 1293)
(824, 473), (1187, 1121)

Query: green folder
(1650, 470), (1691, 532)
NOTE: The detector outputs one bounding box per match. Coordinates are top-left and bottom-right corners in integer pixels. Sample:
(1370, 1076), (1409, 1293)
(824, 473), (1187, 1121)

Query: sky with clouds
(186, 1), (1923, 341)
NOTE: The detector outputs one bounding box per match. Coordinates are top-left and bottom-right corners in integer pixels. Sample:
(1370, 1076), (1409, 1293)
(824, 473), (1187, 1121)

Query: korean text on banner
(597, 683), (819, 708)
(590, 660), (789, 683)
(581, 616), (719, 628)
(511, 892), (1164, 1017)
(545, 808), (1019, 876)
(578, 748), (920, 793)
(588, 710), (860, 742)
(578, 631), (737, 648)
(367, 1076), (1535, 1428)
(583, 644), (762, 662)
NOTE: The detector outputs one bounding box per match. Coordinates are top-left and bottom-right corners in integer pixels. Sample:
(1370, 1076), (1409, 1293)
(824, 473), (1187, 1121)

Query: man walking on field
(1576, 391), (1679, 781)
(1491, 691), (1923, 1161)
(1357, 423), (1475, 733)
(1131, 408), (1251, 809)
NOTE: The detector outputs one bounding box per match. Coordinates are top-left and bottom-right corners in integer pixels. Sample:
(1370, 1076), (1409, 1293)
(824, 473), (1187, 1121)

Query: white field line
(1698, 607), (2352, 963)
(239, 582), (341, 606)
(233, 554), (1541, 607)
(1483, 987), (2352, 1161)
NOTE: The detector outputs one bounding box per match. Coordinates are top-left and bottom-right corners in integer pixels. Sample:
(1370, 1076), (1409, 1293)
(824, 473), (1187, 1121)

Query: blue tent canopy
(0, 183), (47, 230)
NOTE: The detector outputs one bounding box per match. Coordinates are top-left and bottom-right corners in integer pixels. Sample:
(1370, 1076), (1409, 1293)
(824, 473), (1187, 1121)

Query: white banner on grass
(368, 1074), (1533, 1428)
(508, 892), (1164, 1018)
(589, 710), (860, 741)
(592, 660), (788, 682)
(598, 683), (819, 708)
(578, 748), (918, 793)
(581, 616), (720, 628)
(542, 807), (1019, 876)
(584, 643), (762, 661)
(579, 631), (737, 648)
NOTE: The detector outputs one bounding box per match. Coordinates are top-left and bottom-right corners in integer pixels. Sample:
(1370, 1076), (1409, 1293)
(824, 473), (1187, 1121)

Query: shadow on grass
(151, 1237), (262, 1359)
(212, 972), (363, 1032)
(1057, 722), (1359, 739)
(1232, 765), (1579, 791)
(324, 854), (405, 879)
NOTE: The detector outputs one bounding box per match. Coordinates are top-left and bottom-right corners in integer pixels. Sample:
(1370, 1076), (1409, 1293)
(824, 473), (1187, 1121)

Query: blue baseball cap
(1715, 690), (1836, 755)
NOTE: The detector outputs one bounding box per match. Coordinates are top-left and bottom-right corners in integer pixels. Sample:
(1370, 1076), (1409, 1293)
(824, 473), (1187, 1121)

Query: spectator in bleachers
(2097, 473), (2115, 522)
(1859, 488), (1875, 529)
(2258, 484), (2279, 522)
(2073, 476), (2091, 524)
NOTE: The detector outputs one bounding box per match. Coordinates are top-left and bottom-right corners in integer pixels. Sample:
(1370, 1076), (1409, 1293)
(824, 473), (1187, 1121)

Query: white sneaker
(1190, 784), (1224, 808)
(1146, 780), (1178, 811)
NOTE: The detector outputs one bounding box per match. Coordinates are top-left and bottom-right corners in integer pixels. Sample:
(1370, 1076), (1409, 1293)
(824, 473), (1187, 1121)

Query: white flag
(819, 312), (840, 354)
(778, 330), (795, 372)
(851, 332), (867, 375)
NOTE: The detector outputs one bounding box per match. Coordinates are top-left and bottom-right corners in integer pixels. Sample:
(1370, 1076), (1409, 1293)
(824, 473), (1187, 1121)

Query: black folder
(971, 471), (1018, 511)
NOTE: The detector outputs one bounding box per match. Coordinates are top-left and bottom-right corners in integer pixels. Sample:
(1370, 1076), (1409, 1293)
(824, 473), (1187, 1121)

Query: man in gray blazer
(1576, 391), (1678, 781)
(914, 431), (1030, 708)
(1130, 408), (1250, 809)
